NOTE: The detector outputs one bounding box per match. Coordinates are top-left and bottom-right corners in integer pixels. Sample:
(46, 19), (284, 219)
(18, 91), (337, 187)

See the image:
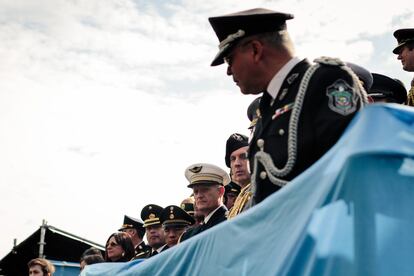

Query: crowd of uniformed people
(27, 7), (414, 276)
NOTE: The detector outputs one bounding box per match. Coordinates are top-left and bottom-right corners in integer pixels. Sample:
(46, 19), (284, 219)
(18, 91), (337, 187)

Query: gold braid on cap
(190, 173), (223, 184)
(218, 29), (245, 50)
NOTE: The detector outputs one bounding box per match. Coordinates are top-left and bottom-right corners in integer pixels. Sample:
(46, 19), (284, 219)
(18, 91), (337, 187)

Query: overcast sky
(0, 0), (412, 258)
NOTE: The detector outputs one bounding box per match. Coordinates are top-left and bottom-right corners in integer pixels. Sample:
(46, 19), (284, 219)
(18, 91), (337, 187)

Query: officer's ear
(250, 40), (264, 63)
(218, 185), (225, 196)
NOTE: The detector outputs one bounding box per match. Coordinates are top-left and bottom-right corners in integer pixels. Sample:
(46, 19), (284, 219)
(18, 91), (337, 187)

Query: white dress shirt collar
(266, 57), (301, 100)
(204, 205), (224, 224)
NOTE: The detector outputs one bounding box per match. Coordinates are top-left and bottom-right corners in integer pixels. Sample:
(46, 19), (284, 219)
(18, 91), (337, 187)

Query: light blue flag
(83, 104), (414, 276)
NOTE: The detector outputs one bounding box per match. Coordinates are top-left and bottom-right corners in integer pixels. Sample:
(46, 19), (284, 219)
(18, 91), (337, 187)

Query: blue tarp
(83, 104), (414, 276)
(50, 260), (80, 276)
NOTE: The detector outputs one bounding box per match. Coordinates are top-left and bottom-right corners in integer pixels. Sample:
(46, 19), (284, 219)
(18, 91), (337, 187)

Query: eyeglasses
(106, 242), (120, 248)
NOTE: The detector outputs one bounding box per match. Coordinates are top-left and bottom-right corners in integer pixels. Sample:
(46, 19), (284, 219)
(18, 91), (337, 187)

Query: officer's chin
(240, 88), (262, 95)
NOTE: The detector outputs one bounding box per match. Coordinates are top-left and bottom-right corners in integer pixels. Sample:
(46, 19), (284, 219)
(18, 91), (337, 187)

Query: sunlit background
(0, 0), (412, 257)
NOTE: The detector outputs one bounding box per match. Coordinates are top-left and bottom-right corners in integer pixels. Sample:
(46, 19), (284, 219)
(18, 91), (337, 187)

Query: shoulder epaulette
(314, 56), (345, 66)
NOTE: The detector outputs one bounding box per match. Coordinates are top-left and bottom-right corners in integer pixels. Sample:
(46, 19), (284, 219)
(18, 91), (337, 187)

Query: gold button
(260, 171), (267, 179)
(278, 129), (285, 136)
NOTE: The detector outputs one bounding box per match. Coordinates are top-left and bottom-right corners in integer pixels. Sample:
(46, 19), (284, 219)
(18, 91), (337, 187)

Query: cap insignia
(219, 29), (245, 50)
(169, 214), (175, 219)
(189, 166), (202, 173)
(149, 213), (155, 219)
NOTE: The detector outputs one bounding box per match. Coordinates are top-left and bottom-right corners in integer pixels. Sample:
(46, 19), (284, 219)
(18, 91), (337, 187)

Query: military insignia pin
(287, 73), (299, 84)
(279, 88), (289, 101)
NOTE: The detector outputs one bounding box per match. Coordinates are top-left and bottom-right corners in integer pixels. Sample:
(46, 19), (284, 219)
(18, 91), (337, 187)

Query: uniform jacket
(131, 241), (152, 260)
(249, 58), (365, 204)
(133, 243), (168, 259)
(180, 205), (228, 242)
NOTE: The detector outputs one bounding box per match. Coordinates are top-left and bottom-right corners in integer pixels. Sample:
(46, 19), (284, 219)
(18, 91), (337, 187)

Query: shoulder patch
(314, 56), (345, 67)
(326, 79), (357, 115)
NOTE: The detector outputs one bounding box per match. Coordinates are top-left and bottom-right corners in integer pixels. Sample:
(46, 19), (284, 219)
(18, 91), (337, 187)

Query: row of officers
(102, 160), (249, 264)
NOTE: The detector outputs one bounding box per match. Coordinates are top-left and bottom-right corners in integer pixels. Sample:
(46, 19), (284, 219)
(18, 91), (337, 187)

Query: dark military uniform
(180, 205), (228, 242)
(134, 204), (167, 259)
(207, 9), (367, 205)
(118, 215), (151, 259)
(179, 163), (230, 242)
(248, 58), (366, 204)
(133, 241), (151, 259)
(134, 244), (168, 259)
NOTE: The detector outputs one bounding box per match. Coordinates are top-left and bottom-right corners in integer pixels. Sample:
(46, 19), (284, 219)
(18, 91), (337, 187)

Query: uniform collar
(156, 244), (167, 253)
(266, 57), (301, 100)
(204, 204), (225, 224)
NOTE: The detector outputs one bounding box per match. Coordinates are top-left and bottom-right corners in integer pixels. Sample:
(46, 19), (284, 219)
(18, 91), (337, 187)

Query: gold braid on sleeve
(227, 184), (252, 219)
(406, 79), (414, 106)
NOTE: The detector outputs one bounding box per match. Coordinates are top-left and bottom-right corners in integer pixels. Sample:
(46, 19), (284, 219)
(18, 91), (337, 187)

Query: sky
(0, 0), (412, 258)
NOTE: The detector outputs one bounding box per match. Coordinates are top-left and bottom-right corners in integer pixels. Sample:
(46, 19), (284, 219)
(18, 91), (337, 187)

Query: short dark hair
(80, 247), (103, 261)
(82, 254), (105, 265)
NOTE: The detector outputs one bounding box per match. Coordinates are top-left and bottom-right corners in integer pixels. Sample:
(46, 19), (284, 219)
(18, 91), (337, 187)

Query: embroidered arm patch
(326, 79), (357, 115)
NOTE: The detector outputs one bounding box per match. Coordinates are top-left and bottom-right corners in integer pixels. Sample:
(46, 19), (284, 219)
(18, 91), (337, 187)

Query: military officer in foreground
(208, 8), (367, 205)
(136, 204), (167, 258)
(161, 205), (195, 248)
(118, 215), (151, 259)
(180, 163), (230, 242)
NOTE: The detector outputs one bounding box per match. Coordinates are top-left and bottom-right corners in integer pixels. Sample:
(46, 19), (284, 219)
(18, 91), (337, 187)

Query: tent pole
(38, 219), (47, 258)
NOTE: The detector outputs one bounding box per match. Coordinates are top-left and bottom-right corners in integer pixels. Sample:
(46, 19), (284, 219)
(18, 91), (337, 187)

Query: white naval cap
(185, 163), (230, 188)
